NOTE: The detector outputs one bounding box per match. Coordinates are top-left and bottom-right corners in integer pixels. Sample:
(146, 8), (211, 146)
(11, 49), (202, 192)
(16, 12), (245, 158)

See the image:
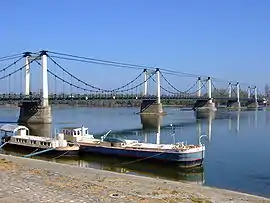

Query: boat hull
(79, 145), (205, 168)
(2, 143), (79, 158)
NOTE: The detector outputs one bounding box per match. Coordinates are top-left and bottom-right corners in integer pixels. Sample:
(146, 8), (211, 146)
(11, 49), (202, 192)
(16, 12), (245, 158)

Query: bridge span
(0, 50), (265, 124)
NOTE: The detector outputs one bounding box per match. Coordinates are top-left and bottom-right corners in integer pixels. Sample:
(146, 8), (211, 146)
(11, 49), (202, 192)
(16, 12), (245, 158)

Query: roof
(0, 124), (29, 133)
(61, 126), (88, 130)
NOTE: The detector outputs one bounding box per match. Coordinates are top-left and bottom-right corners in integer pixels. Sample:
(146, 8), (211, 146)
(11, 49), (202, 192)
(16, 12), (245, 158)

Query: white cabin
(0, 124), (30, 138)
(61, 126), (95, 143)
(1, 124), (68, 149)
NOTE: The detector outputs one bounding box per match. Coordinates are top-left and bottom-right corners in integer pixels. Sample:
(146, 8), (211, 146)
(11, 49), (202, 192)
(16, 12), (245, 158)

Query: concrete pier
(140, 99), (164, 115)
(194, 77), (217, 112)
(18, 51), (52, 124)
(17, 101), (52, 124)
(140, 68), (164, 115)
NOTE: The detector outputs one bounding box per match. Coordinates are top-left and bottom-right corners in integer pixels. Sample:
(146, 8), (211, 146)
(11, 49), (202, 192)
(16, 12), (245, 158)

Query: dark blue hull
(79, 145), (204, 168)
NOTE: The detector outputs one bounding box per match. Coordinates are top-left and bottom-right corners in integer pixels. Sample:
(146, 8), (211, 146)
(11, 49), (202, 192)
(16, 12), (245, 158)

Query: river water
(0, 106), (270, 197)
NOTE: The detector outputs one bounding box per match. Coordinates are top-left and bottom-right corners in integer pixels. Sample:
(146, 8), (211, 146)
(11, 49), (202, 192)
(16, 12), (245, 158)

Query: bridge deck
(0, 94), (264, 102)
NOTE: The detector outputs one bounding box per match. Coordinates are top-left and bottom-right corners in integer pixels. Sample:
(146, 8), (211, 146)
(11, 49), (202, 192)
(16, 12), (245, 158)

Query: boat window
(78, 131), (80, 135)
(85, 130), (88, 134)
(74, 131), (76, 136)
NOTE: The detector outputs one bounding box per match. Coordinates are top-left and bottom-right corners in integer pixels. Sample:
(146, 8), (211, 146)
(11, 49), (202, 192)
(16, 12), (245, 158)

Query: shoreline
(0, 154), (269, 203)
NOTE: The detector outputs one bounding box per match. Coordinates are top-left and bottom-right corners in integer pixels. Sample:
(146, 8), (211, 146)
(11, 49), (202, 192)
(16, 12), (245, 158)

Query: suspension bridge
(0, 50), (265, 124)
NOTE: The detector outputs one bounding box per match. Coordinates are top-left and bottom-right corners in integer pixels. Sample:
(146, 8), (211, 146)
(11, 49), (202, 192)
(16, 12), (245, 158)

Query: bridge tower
(245, 85), (259, 108)
(247, 86), (251, 99)
(197, 77), (202, 97)
(254, 86), (259, 108)
(236, 82), (241, 109)
(227, 82), (241, 109)
(140, 68), (164, 115)
(193, 77), (217, 112)
(18, 50), (52, 124)
(24, 52), (31, 95)
(143, 69), (148, 96)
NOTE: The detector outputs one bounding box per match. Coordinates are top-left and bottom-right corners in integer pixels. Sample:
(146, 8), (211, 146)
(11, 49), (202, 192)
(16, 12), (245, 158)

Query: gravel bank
(0, 154), (269, 203)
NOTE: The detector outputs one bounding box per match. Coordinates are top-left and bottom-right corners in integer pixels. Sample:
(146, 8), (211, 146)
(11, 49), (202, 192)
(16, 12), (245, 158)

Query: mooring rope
(111, 151), (166, 167)
(52, 150), (70, 159)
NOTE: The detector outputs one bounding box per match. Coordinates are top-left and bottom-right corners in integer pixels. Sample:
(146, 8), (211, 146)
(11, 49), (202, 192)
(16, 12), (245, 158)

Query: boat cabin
(0, 124), (69, 149)
(0, 124), (30, 140)
(61, 126), (89, 136)
(61, 126), (94, 142)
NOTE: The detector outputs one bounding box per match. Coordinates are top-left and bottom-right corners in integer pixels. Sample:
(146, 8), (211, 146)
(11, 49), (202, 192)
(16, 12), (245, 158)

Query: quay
(0, 154), (269, 203)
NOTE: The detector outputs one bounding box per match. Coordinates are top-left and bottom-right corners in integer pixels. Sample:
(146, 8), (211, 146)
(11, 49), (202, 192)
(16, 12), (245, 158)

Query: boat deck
(11, 135), (55, 142)
(78, 139), (205, 153)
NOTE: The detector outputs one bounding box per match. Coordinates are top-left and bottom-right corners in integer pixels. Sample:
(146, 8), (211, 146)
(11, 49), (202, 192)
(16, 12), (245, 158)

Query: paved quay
(0, 154), (269, 203)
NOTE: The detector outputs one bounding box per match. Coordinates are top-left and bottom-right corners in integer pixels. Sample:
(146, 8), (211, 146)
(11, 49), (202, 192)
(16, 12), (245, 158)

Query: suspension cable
(45, 66), (156, 94)
(0, 56), (23, 73)
(211, 83), (229, 96)
(48, 51), (154, 70)
(160, 71), (198, 93)
(48, 55), (145, 92)
(151, 77), (207, 96)
(0, 53), (23, 61)
(0, 56), (37, 81)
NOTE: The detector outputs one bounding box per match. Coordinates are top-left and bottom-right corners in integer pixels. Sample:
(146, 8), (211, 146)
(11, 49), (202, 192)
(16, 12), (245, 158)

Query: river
(0, 106), (270, 197)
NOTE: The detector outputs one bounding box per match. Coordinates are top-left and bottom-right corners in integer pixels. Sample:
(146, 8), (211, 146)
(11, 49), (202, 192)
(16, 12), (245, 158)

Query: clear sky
(0, 0), (270, 93)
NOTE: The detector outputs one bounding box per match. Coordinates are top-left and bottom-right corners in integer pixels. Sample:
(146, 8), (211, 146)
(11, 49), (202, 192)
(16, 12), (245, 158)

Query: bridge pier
(246, 86), (259, 109)
(18, 101), (52, 124)
(227, 82), (241, 110)
(236, 82), (241, 109)
(140, 68), (164, 115)
(18, 51), (52, 124)
(194, 77), (217, 112)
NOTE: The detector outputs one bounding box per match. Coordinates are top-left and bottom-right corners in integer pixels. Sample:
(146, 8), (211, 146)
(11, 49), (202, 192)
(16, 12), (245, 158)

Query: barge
(0, 124), (79, 157)
(69, 126), (206, 168)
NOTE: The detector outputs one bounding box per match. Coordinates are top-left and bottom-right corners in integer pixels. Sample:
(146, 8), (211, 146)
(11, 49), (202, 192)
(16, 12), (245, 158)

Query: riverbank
(0, 154), (269, 203)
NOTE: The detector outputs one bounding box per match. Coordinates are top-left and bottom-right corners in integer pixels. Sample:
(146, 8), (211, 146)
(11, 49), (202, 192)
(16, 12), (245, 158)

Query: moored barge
(0, 124), (79, 157)
(70, 127), (206, 168)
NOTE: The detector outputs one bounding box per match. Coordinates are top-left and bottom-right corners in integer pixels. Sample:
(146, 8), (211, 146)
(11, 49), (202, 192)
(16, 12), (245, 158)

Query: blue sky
(0, 0), (270, 94)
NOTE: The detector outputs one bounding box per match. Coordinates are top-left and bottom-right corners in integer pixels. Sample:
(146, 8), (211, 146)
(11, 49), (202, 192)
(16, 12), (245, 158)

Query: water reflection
(3, 114), (206, 184)
(2, 144), (205, 184)
(1, 106), (270, 197)
(65, 156), (205, 184)
(2, 108), (268, 190)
